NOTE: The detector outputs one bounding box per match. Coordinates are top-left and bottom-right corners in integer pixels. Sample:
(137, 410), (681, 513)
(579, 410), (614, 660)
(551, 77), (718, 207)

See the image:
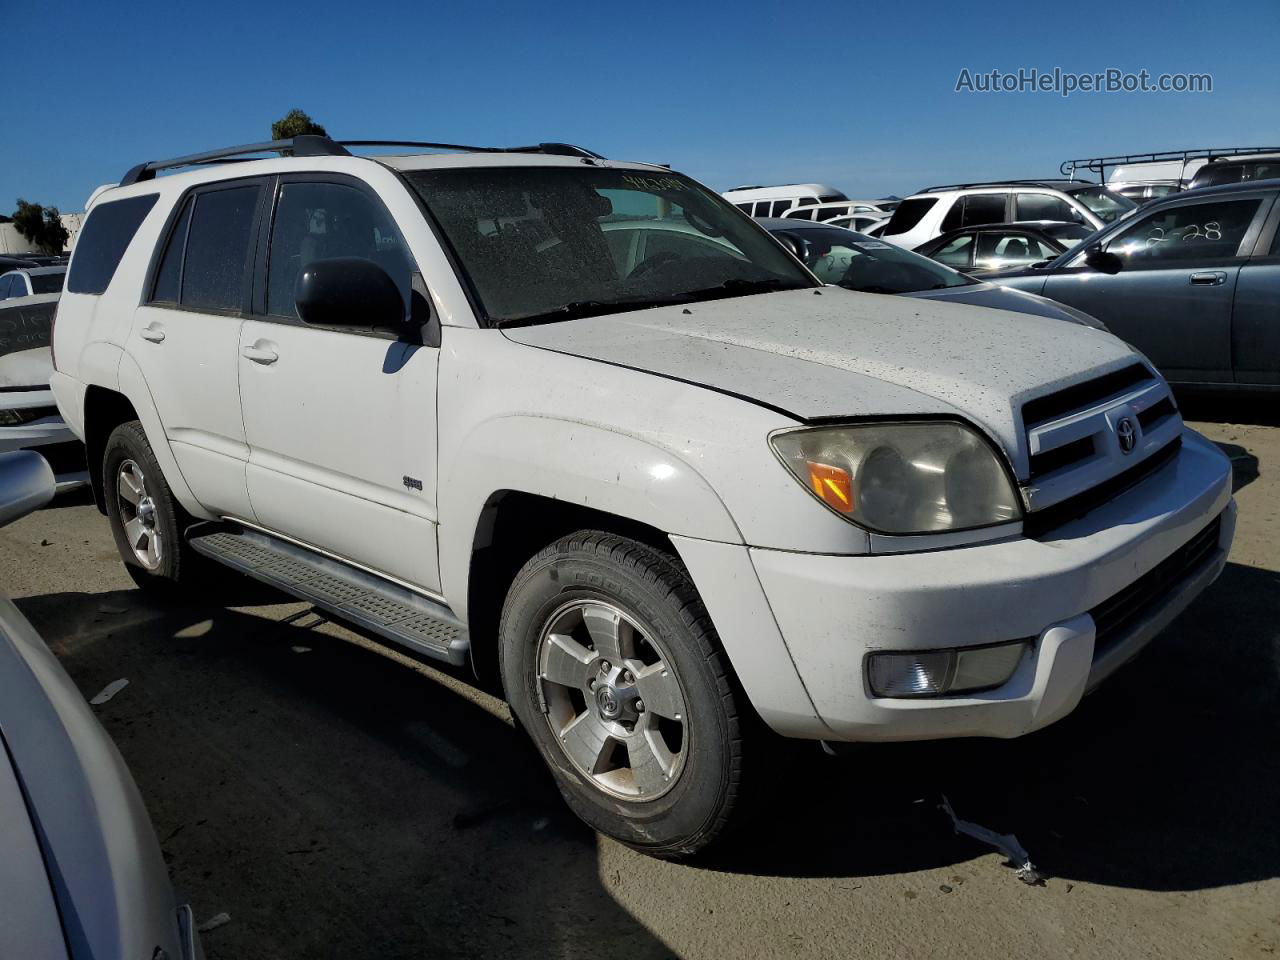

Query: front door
(236, 176), (441, 592)
(130, 178), (267, 519)
(1041, 193), (1271, 384)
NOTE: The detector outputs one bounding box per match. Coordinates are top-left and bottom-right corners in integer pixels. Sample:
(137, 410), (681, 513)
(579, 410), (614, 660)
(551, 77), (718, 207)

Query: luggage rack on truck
(1061, 147), (1280, 184)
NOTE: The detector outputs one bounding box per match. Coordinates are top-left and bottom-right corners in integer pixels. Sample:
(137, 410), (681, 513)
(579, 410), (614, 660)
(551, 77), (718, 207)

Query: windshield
(773, 225), (975, 294)
(404, 167), (814, 325)
(29, 272), (65, 295)
(1066, 186), (1136, 224)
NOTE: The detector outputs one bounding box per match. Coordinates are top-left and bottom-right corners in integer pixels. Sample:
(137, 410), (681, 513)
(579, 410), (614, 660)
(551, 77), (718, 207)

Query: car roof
(22, 266), (66, 277)
(1149, 176), (1280, 203)
(913, 179), (1098, 195)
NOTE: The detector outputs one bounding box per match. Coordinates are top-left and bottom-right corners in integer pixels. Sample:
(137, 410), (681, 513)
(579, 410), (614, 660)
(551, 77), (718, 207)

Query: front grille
(36, 440), (86, 475)
(1090, 514), (1222, 661)
(0, 405), (58, 426)
(1024, 436), (1180, 538)
(1022, 362), (1152, 428)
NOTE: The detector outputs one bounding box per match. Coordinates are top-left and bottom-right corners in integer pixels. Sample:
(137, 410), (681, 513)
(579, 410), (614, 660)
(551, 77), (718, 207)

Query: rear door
(236, 174), (442, 592)
(131, 178), (267, 518)
(1232, 193), (1280, 386)
(1041, 192), (1272, 384)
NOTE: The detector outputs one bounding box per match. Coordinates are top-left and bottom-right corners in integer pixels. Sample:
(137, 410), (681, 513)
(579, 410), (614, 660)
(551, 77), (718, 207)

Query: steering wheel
(628, 251), (681, 279)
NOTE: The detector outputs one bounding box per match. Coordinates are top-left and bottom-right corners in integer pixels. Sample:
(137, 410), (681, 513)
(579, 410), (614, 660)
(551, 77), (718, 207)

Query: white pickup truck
(50, 136), (1235, 859)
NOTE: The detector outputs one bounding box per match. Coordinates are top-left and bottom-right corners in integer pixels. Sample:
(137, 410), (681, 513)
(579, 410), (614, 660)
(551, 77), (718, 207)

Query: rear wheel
(500, 530), (746, 860)
(103, 421), (199, 592)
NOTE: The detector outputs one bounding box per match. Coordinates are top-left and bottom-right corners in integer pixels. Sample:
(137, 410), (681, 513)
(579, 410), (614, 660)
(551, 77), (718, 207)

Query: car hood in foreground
(503, 286), (1137, 477)
(906, 280), (1106, 329)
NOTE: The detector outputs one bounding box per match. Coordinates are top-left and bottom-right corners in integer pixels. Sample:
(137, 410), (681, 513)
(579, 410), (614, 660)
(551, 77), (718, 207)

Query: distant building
(0, 212), (84, 255)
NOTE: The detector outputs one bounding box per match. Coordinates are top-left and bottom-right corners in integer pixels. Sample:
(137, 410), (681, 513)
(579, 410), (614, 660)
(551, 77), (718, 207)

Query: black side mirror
(774, 231), (807, 260)
(295, 257), (407, 330)
(1084, 244), (1123, 275)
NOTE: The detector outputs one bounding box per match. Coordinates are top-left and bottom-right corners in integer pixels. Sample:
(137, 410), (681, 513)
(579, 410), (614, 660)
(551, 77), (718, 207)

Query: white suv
(51, 136), (1234, 859)
(882, 180), (1137, 249)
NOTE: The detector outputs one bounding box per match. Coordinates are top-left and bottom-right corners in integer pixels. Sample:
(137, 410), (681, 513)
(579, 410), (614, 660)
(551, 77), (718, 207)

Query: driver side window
(1103, 199), (1262, 263)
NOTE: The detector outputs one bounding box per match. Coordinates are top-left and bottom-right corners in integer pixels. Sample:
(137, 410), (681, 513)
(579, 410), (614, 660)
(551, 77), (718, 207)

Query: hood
(908, 280), (1107, 329)
(503, 286), (1139, 478)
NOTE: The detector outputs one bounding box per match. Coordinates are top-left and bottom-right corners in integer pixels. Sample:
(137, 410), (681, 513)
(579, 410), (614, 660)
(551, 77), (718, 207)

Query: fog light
(867, 640), (1030, 698)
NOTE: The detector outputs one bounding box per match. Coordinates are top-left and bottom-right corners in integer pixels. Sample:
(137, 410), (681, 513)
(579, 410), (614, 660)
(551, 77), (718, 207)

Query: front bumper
(0, 387), (87, 489)
(737, 429), (1234, 742)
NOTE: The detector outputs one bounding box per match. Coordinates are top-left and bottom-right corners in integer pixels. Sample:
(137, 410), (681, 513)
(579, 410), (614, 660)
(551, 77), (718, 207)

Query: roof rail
(1060, 147), (1280, 182)
(918, 179), (1091, 193)
(119, 137), (607, 186)
(120, 135), (350, 186)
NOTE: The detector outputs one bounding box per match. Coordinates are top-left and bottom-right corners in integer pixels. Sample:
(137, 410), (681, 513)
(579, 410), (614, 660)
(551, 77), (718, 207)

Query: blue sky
(7, 0), (1278, 212)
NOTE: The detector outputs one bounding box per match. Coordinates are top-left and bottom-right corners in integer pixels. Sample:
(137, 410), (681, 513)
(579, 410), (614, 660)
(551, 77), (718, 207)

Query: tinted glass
(771, 200), (792, 217)
(66, 194), (159, 294)
(151, 197), (192, 303)
(775, 225), (973, 293)
(1107, 198), (1262, 262)
(29, 272), (64, 294)
(932, 234), (974, 267)
(266, 181), (415, 319)
(1190, 165), (1241, 189)
(940, 199), (963, 232)
(883, 198), (937, 236)
(181, 186), (259, 311)
(1015, 193), (1078, 222)
(1040, 222), (1094, 245)
(974, 232), (1057, 270)
(0, 276), (14, 299)
(405, 167), (813, 324)
(961, 194), (1006, 227)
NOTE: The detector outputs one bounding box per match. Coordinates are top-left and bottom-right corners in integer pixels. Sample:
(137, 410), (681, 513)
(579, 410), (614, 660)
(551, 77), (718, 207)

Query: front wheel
(500, 531), (746, 860)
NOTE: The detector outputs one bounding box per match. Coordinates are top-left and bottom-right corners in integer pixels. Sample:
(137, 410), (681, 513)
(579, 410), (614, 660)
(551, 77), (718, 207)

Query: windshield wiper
(495, 297), (683, 328)
(676, 277), (805, 304)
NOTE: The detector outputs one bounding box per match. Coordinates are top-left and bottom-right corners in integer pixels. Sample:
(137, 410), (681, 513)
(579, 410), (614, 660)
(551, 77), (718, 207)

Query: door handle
(139, 323), (166, 343)
(241, 342), (279, 365)
(1189, 271), (1227, 286)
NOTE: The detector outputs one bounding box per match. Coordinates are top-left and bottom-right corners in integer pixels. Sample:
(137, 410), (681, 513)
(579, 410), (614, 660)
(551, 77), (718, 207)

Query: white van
(722, 183), (846, 218)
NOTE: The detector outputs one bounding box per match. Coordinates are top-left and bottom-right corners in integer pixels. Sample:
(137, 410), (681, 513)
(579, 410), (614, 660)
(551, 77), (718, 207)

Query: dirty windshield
(404, 166), (815, 326)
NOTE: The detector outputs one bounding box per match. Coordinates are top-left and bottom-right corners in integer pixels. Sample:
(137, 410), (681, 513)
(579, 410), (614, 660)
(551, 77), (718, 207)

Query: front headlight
(770, 421), (1021, 534)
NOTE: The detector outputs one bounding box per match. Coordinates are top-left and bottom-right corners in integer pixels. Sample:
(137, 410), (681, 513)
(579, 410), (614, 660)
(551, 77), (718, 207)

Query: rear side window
(151, 197), (193, 303)
(180, 185), (260, 312)
(66, 194), (158, 294)
(961, 194), (1007, 227)
(1015, 193), (1077, 222)
(883, 198), (937, 236)
(29, 273), (64, 295)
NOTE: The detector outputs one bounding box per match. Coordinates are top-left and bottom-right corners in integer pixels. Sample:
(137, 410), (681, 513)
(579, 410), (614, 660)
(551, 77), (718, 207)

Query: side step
(188, 525), (469, 667)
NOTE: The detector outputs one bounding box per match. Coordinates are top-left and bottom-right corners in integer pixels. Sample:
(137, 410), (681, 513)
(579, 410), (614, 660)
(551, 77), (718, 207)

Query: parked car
(881, 180), (1137, 250)
(722, 182), (847, 218)
(759, 218), (1105, 327)
(52, 134), (1234, 859)
(0, 451), (201, 960)
(1188, 153), (1280, 191)
(0, 266), (66, 300)
(824, 212), (889, 233)
(913, 221), (1096, 273)
(0, 282), (88, 489)
(778, 200), (888, 222)
(987, 178), (1280, 388)
(860, 217), (890, 238)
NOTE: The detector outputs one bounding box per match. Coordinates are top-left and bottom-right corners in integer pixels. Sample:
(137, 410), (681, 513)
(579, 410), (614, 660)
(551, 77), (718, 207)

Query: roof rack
(918, 179), (1091, 193)
(1060, 147), (1280, 182)
(120, 136), (606, 186)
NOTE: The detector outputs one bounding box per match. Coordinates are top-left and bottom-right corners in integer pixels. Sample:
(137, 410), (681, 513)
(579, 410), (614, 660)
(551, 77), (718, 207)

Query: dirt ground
(2, 398), (1276, 959)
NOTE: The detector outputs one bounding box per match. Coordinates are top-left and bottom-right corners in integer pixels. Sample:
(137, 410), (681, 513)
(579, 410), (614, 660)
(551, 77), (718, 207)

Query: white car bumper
(699, 429), (1235, 743)
(0, 387), (87, 490)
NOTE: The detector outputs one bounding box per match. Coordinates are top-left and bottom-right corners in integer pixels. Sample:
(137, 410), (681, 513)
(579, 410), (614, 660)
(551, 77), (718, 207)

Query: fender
(437, 415), (742, 620)
(114, 351), (213, 521)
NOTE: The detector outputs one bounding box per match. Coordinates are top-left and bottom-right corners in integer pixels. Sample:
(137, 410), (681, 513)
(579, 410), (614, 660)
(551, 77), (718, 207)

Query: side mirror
(0, 451), (54, 528)
(1084, 244), (1124, 275)
(295, 257), (407, 330)
(774, 231), (808, 261)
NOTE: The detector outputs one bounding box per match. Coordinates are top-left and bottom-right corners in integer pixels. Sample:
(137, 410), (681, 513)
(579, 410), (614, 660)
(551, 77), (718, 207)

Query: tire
(500, 530), (745, 859)
(102, 420), (199, 592)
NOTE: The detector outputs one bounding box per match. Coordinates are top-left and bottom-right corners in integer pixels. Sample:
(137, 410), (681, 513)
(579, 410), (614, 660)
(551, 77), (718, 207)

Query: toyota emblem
(1116, 417), (1137, 455)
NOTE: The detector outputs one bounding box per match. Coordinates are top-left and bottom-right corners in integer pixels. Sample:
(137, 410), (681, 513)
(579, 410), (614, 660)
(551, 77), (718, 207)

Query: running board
(188, 525), (469, 667)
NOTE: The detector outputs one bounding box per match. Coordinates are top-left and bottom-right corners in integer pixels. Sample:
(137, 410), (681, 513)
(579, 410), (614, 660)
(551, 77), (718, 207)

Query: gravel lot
(2, 402), (1277, 960)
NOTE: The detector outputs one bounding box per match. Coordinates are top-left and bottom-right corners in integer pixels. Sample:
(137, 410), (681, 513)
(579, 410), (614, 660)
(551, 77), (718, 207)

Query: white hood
(0, 347), (53, 390)
(503, 286), (1141, 478)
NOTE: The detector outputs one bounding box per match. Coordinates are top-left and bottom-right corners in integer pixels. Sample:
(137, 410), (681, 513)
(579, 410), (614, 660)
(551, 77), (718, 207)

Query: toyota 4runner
(50, 135), (1235, 859)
